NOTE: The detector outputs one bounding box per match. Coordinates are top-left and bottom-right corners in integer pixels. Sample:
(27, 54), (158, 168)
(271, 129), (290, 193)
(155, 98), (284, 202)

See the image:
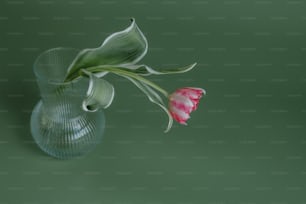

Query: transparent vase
(30, 48), (105, 159)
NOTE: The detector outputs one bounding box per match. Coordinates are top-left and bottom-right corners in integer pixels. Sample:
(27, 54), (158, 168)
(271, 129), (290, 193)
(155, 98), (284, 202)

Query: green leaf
(65, 18), (148, 81)
(81, 70), (115, 112)
(122, 75), (173, 133)
(89, 63), (197, 78)
(129, 63), (197, 76)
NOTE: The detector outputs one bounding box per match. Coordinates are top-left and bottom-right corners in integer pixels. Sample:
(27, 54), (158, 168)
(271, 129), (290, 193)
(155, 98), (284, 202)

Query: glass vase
(30, 48), (105, 159)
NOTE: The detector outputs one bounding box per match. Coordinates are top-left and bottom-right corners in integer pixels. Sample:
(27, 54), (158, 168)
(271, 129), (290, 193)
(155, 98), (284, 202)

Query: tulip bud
(169, 87), (205, 125)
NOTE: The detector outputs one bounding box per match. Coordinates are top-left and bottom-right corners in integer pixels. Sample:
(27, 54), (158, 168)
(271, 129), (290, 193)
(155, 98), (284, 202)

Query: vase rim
(33, 47), (81, 85)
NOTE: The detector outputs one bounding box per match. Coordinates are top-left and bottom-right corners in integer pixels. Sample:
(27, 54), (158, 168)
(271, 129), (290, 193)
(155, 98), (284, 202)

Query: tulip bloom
(169, 87), (205, 125)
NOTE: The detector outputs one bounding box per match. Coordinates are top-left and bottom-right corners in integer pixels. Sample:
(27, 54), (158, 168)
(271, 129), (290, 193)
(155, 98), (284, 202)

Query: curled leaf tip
(81, 69), (115, 112)
(164, 118), (173, 133)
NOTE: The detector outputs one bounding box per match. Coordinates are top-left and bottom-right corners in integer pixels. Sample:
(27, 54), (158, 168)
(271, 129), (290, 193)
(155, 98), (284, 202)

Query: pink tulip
(168, 87), (205, 125)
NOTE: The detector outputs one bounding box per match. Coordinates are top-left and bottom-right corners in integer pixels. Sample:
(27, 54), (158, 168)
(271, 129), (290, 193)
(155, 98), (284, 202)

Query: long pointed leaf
(66, 18), (148, 81)
(130, 63), (197, 76)
(85, 63), (197, 77)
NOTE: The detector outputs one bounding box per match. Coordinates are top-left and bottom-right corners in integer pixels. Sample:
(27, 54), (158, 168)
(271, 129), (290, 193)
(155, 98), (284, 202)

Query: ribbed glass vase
(30, 48), (105, 159)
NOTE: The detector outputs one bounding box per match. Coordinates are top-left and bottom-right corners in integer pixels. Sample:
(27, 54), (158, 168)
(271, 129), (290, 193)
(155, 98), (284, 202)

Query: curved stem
(81, 66), (169, 97)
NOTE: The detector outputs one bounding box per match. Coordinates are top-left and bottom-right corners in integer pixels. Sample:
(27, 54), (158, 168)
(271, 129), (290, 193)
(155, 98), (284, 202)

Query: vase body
(30, 48), (105, 159)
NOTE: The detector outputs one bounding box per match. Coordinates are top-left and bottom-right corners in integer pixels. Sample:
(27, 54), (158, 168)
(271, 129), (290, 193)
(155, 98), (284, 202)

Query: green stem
(74, 66), (170, 97)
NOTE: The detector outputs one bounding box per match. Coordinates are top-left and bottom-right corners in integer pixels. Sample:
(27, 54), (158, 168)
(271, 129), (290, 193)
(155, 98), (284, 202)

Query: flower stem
(79, 66), (170, 97)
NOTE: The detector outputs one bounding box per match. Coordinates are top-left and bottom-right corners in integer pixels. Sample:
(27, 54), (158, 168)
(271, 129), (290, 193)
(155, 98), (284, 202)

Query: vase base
(30, 100), (105, 159)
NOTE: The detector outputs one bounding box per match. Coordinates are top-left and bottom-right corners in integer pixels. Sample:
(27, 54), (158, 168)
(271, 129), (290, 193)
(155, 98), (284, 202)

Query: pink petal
(169, 106), (190, 125)
(170, 100), (193, 114)
(169, 93), (194, 113)
(177, 87), (204, 100)
(168, 87), (205, 125)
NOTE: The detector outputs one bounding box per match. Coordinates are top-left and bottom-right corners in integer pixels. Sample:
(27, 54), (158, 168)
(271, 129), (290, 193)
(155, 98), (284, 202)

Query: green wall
(0, 0), (306, 203)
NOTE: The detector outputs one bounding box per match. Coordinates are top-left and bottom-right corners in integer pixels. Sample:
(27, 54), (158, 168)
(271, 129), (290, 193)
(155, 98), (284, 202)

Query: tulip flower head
(169, 88), (205, 125)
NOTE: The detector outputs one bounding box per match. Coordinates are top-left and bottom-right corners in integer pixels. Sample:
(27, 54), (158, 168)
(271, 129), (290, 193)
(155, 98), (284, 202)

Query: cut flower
(63, 18), (206, 132)
(169, 88), (206, 125)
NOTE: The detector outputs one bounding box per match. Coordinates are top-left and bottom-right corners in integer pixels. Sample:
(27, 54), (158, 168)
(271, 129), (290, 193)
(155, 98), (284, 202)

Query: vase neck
(33, 48), (89, 120)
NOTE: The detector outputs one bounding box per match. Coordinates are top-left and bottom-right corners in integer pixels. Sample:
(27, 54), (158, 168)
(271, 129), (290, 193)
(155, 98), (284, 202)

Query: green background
(1, 0), (306, 203)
